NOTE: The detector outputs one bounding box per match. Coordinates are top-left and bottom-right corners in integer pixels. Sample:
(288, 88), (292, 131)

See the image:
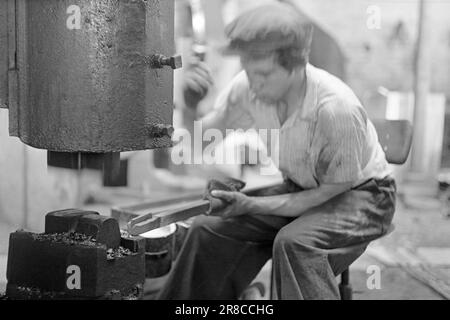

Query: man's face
(241, 55), (293, 104)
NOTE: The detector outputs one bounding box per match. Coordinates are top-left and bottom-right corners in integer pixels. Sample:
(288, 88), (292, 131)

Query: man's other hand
(183, 57), (214, 109)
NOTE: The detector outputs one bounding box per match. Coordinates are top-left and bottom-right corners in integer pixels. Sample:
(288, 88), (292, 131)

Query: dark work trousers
(157, 176), (396, 300)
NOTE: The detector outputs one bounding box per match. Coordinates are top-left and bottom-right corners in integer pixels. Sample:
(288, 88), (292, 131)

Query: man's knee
(190, 215), (221, 233)
(273, 227), (315, 255)
(273, 228), (297, 252)
(181, 215), (223, 251)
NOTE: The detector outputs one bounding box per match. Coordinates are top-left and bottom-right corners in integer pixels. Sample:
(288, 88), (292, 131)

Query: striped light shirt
(210, 64), (391, 189)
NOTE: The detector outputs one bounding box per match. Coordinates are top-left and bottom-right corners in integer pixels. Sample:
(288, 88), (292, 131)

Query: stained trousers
(157, 176), (396, 300)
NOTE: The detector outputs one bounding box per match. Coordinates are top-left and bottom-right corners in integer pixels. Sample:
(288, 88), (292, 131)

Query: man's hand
(210, 190), (253, 219)
(183, 57), (214, 109)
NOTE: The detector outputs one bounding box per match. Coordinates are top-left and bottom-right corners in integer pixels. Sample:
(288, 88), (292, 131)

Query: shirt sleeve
(209, 71), (255, 131)
(316, 101), (368, 184)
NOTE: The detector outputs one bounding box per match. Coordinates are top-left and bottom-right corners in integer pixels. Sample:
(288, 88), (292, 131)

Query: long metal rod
(128, 200), (210, 235)
(125, 182), (284, 236)
(411, 0), (432, 173)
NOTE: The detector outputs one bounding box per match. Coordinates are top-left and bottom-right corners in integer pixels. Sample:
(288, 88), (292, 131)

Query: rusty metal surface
(0, 0), (8, 107)
(9, 0), (24, 136)
(15, 0), (175, 152)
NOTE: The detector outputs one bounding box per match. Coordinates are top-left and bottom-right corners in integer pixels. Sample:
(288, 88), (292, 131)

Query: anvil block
(45, 209), (121, 249)
(6, 231), (145, 300)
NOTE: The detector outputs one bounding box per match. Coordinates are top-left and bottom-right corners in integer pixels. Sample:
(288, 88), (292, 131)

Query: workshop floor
(0, 178), (449, 299)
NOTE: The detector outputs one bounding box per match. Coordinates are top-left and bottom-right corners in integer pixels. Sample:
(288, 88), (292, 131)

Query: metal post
(411, 0), (432, 173)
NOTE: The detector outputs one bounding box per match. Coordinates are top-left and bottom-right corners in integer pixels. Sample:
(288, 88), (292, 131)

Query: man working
(159, 2), (396, 300)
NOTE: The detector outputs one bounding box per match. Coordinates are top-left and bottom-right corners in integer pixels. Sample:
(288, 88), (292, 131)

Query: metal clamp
(147, 124), (175, 139)
(148, 54), (182, 70)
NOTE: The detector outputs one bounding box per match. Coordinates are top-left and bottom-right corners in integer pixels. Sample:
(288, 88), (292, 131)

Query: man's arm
(211, 182), (353, 218)
(183, 103), (228, 135)
(248, 182), (353, 217)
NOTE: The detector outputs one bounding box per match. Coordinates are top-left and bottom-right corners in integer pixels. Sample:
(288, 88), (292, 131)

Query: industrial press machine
(0, 0), (184, 299)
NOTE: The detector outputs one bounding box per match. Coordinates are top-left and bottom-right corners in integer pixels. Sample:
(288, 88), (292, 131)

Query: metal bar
(124, 183), (287, 236)
(111, 193), (203, 228)
(127, 200), (210, 235)
(116, 193), (202, 213)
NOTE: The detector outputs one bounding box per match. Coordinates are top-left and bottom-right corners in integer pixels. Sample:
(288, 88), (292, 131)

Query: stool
(337, 224), (395, 300)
